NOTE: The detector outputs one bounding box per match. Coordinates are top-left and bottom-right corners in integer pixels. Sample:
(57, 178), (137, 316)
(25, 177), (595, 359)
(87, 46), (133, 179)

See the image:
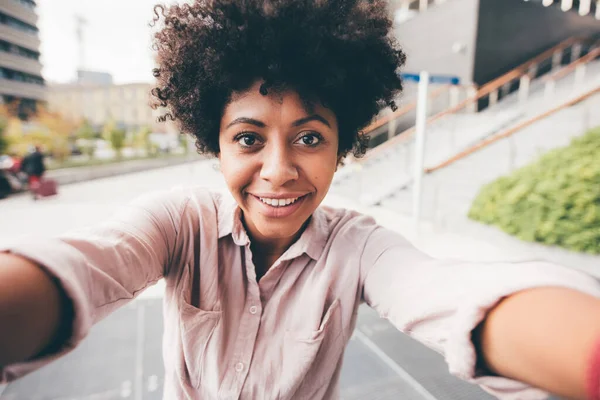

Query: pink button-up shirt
(2, 187), (599, 399)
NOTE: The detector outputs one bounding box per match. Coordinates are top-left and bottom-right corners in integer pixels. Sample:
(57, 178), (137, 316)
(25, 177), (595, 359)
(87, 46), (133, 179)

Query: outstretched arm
(0, 253), (72, 367)
(0, 188), (190, 382)
(476, 286), (600, 400)
(360, 226), (600, 399)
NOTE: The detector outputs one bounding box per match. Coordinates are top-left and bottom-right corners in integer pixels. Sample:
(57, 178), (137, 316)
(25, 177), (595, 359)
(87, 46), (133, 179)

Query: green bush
(468, 127), (600, 254)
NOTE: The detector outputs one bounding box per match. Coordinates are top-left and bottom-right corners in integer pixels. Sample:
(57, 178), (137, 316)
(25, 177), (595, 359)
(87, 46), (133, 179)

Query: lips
(258, 196), (301, 207)
(249, 193), (310, 218)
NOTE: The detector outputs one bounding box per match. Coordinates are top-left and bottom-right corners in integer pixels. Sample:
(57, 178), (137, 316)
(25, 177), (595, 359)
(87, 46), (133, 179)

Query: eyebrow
(225, 114), (331, 129)
(292, 114), (331, 128)
(226, 117), (266, 129)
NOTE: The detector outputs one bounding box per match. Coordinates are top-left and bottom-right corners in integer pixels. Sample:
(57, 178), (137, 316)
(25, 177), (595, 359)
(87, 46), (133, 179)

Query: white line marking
(121, 380), (132, 398)
(148, 375), (159, 392)
(134, 304), (145, 400)
(354, 329), (438, 400)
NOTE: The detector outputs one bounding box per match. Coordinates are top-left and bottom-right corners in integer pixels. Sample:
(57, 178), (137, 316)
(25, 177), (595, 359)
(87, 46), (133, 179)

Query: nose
(260, 142), (299, 186)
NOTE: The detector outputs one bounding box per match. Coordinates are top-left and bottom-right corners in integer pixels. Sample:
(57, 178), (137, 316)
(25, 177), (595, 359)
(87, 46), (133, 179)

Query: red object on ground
(33, 178), (58, 197)
(28, 175), (40, 187)
(587, 337), (600, 400)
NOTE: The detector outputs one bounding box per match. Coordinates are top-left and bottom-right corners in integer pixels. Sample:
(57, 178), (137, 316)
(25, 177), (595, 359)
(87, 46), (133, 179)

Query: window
(0, 12), (39, 35)
(0, 67), (44, 85)
(11, 0), (36, 10)
(0, 40), (40, 60)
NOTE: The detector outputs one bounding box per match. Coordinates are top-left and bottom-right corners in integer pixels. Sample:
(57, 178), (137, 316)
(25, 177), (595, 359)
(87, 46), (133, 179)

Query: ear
(335, 154), (345, 171)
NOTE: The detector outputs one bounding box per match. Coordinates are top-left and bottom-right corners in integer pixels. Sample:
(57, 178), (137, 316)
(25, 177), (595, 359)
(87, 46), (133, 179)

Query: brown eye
(297, 133), (322, 147)
(235, 133), (260, 148)
(241, 136), (256, 146)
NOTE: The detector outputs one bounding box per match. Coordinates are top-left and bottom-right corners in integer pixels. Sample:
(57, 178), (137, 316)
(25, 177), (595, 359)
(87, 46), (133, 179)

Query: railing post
(552, 50), (563, 71)
(519, 75), (531, 104)
(467, 86), (478, 112)
(449, 86), (460, 108)
(596, 0), (600, 19)
(387, 115), (397, 140)
(544, 79), (556, 99)
(561, 0), (573, 11)
(528, 63), (539, 79)
(419, 0), (428, 12)
(412, 71), (429, 227)
(579, 0), (591, 15)
(574, 64), (587, 88)
(501, 82), (511, 98)
(571, 42), (582, 63)
(489, 89), (498, 107)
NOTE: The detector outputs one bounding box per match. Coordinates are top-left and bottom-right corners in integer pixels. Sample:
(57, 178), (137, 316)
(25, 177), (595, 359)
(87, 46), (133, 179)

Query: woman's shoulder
(126, 186), (228, 227)
(316, 204), (380, 241)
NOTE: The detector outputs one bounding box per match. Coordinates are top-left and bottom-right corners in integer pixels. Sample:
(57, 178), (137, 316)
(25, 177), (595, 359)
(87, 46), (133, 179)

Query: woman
(1, 1), (600, 399)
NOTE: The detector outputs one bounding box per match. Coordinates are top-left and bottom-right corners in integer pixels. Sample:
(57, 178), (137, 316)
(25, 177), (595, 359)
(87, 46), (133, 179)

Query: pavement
(0, 158), (574, 400)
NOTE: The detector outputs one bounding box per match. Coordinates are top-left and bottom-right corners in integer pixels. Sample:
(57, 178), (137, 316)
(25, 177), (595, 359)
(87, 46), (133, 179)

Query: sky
(37, 0), (181, 84)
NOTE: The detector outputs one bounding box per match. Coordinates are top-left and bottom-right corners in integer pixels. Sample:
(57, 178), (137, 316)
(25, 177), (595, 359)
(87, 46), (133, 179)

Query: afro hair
(150, 0), (406, 158)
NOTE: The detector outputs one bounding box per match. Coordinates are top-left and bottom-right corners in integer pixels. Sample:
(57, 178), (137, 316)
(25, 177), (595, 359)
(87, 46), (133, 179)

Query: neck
(242, 215), (310, 279)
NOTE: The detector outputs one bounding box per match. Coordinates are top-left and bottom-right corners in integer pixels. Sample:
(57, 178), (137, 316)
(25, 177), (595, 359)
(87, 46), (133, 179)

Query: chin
(254, 217), (305, 240)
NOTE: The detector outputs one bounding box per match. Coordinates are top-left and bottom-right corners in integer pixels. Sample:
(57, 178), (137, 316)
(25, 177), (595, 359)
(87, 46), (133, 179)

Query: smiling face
(218, 81), (339, 249)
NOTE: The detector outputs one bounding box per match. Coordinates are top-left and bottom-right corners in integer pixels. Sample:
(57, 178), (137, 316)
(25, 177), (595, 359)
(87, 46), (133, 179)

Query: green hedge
(468, 127), (600, 254)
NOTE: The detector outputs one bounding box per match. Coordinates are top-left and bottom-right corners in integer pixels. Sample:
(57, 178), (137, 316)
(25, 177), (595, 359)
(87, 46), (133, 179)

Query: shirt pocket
(178, 299), (221, 390)
(279, 299), (345, 399)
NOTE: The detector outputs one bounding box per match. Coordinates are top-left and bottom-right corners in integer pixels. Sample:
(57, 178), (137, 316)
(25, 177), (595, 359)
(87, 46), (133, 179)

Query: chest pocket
(177, 262), (222, 390)
(278, 299), (345, 400)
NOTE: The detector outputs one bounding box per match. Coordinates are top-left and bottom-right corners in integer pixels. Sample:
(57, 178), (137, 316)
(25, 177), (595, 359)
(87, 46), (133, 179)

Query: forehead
(221, 83), (335, 125)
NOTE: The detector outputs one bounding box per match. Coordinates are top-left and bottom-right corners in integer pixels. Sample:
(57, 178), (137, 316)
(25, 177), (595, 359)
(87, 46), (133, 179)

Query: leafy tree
(77, 119), (97, 159)
(0, 107), (8, 155)
(32, 107), (76, 162)
(134, 126), (158, 157)
(178, 132), (190, 154)
(102, 120), (127, 159)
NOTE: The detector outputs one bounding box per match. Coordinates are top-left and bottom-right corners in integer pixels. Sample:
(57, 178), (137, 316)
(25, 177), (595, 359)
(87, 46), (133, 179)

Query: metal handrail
(424, 85), (600, 173)
(541, 45), (600, 83)
(363, 84), (453, 135)
(356, 35), (595, 163)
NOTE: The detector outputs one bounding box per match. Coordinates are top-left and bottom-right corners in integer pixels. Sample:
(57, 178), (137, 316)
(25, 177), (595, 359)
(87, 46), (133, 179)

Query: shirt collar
(217, 195), (330, 261)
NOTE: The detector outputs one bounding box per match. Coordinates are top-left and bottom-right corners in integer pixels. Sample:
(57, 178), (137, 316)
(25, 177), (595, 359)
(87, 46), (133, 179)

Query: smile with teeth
(258, 196), (302, 207)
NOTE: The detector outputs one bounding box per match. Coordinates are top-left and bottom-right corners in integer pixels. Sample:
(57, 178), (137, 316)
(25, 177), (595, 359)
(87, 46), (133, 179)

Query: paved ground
(0, 159), (558, 400)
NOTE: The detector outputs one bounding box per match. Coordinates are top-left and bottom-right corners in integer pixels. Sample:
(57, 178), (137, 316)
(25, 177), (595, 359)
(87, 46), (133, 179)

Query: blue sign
(401, 73), (460, 85)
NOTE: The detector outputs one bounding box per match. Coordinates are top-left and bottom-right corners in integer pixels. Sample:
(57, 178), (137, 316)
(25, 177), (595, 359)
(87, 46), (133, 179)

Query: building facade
(0, 0), (45, 117)
(47, 81), (174, 133)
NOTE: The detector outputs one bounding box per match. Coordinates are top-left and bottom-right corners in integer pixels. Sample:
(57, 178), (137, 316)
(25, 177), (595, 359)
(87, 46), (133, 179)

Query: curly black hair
(150, 0), (405, 158)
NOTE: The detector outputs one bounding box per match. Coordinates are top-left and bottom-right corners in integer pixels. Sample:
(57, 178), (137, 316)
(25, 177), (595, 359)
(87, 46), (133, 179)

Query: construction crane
(75, 14), (88, 82)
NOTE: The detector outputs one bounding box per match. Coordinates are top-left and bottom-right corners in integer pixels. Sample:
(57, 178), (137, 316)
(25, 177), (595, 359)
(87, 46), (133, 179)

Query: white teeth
(258, 196), (300, 207)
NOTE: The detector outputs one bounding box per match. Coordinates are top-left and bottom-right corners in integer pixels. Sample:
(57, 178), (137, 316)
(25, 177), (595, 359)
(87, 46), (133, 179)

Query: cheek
(220, 153), (252, 191)
(306, 153), (337, 188)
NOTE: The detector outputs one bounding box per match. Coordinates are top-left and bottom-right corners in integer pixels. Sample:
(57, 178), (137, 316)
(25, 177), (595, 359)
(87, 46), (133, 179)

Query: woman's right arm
(0, 187), (194, 380)
(0, 253), (72, 367)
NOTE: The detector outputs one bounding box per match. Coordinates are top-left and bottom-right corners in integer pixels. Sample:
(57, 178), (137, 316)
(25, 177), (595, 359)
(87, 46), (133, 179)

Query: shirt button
(249, 306), (258, 315)
(235, 362), (244, 372)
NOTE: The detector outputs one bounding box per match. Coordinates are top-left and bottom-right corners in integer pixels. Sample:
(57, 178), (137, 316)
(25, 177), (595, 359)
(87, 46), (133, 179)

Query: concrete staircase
(331, 54), (600, 202)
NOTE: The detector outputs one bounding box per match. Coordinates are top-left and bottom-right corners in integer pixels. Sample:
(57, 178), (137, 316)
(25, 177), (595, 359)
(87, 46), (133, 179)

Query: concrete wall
(393, 0), (480, 85)
(46, 155), (200, 186)
(474, 0), (600, 85)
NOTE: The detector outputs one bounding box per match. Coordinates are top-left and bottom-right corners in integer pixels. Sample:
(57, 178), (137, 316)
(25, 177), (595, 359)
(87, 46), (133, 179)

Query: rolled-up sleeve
(0, 189), (189, 383)
(360, 226), (600, 399)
